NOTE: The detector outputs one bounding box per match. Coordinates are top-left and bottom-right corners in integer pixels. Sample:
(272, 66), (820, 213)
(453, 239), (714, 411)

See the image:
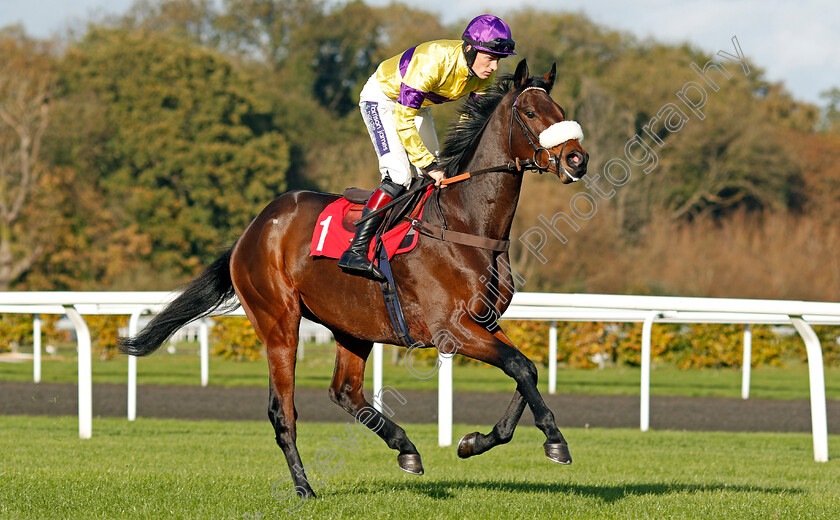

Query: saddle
(342, 176), (429, 228)
(306, 180), (432, 347)
(309, 179), (433, 261)
(341, 187), (376, 205)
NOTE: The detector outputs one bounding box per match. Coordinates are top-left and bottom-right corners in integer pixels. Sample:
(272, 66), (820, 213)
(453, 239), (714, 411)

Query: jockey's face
(471, 50), (501, 79)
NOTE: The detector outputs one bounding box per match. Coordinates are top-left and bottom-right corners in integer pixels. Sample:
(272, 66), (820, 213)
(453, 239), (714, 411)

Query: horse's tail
(118, 247), (239, 357)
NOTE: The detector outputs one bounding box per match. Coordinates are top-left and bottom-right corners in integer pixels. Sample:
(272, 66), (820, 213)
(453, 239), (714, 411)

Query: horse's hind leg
(329, 331), (424, 474)
(237, 294), (316, 498)
(266, 346), (317, 498)
(267, 382), (315, 500)
(459, 390), (527, 458)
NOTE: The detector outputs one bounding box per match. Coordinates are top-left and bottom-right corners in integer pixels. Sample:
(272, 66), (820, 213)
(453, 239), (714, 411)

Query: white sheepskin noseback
(539, 121), (584, 148)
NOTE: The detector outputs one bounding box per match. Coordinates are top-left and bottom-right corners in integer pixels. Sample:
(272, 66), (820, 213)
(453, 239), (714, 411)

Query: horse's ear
(544, 63), (556, 92)
(513, 59), (529, 87)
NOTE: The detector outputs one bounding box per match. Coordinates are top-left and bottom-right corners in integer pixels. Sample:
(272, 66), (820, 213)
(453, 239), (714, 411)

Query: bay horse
(120, 59), (588, 498)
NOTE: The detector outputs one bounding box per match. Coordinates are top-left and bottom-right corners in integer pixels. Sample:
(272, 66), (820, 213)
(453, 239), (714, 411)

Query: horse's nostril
(566, 151), (584, 167)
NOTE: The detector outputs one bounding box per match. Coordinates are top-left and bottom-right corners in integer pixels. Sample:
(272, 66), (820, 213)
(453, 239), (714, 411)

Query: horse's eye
(525, 110), (537, 119)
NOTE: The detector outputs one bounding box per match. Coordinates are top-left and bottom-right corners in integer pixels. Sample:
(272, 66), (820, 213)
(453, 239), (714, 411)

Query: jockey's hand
(422, 161), (446, 188)
(427, 169), (446, 188)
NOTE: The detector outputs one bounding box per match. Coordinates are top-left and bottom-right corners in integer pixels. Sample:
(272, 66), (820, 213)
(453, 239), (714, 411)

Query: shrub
(0, 314), (34, 352)
(498, 320), (836, 369)
(211, 317), (263, 361)
(503, 320), (635, 368)
(502, 320), (549, 365)
(613, 322), (677, 367)
(0, 314), (65, 354)
(85, 315), (127, 360)
(810, 325), (840, 366)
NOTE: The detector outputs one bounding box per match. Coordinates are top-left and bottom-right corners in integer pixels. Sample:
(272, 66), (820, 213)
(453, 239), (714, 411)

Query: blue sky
(2, 0), (837, 106)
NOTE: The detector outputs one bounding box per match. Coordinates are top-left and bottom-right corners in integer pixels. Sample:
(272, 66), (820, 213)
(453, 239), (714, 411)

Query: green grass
(1, 415), (839, 519)
(2, 342), (840, 400)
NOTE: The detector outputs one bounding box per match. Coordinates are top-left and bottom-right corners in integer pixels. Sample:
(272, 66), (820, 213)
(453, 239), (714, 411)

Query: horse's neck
(439, 114), (523, 240)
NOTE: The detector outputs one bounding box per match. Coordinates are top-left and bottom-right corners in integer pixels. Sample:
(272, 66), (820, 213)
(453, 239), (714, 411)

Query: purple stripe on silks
(398, 84), (454, 109)
(363, 102), (390, 156)
(425, 91), (452, 104)
(398, 84), (426, 109)
(399, 46), (417, 77)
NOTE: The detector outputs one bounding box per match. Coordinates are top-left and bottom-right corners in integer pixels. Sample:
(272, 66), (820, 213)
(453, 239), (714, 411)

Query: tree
(216, 0), (324, 72)
(371, 3), (446, 61)
(820, 87), (840, 134)
(309, 1), (380, 115)
(304, 2), (445, 117)
(120, 0), (221, 47)
(653, 82), (802, 221)
(64, 28), (290, 282)
(0, 29), (55, 289)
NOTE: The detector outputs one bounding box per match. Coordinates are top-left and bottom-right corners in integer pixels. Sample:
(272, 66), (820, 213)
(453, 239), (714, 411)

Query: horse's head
(506, 59), (588, 184)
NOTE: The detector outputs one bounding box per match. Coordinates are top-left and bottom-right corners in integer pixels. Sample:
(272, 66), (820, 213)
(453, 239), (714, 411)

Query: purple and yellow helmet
(461, 14), (516, 56)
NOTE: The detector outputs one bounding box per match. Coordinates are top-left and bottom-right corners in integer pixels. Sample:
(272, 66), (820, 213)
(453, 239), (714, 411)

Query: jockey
(339, 14), (516, 280)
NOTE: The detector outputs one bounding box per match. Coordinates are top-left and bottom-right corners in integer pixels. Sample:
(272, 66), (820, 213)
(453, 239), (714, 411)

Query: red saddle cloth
(309, 187), (433, 261)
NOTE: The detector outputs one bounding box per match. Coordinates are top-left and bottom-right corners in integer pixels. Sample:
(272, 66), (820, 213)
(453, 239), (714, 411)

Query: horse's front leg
(456, 329), (527, 458)
(458, 389), (528, 458)
(451, 324), (571, 465)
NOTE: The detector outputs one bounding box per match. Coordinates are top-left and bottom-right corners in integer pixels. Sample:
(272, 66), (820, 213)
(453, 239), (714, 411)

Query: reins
(351, 157), (539, 226)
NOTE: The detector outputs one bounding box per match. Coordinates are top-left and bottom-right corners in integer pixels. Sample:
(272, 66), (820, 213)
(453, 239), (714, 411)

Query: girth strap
(408, 218), (510, 252)
(376, 236), (418, 347)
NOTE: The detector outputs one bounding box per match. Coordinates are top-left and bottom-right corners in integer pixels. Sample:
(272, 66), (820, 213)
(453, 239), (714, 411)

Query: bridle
(433, 86), (580, 186)
(508, 86), (577, 180)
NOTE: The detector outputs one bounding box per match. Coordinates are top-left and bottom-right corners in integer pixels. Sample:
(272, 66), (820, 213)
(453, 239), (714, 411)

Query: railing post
(640, 311), (662, 432)
(438, 349), (453, 447)
(548, 321), (557, 394)
(789, 317), (829, 462)
(33, 314), (42, 383)
(373, 342), (383, 412)
(127, 309), (145, 421)
(64, 306), (92, 439)
(741, 324), (752, 400)
(199, 318), (209, 387)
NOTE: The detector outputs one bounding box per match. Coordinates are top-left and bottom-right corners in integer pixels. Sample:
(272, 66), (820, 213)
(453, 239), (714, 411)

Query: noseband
(509, 86), (580, 180)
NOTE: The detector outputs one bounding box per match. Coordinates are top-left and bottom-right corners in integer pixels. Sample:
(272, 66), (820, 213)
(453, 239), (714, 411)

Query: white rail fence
(0, 291), (835, 462)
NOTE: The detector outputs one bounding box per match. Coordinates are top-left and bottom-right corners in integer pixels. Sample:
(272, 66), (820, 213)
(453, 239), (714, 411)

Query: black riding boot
(338, 208), (386, 281)
(338, 180), (404, 281)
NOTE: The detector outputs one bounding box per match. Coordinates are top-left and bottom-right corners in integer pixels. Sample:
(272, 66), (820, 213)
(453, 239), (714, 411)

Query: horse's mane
(439, 73), (552, 177)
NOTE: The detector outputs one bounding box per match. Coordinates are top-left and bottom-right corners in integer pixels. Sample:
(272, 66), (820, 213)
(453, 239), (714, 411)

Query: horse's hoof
(457, 432), (480, 459)
(398, 453), (424, 475)
(544, 442), (572, 465)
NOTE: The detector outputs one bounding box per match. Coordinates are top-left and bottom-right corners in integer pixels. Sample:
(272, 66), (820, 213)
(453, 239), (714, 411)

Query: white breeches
(359, 75), (440, 188)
